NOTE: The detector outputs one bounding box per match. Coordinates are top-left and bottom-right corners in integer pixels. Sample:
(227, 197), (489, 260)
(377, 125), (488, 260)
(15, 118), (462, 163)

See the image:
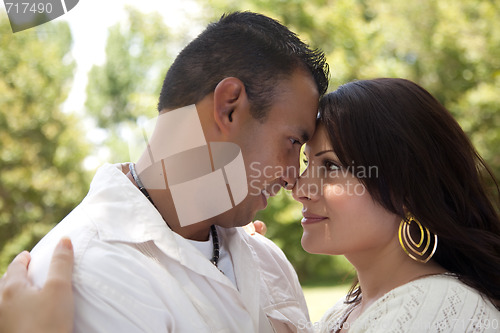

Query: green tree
(0, 15), (90, 272)
(85, 6), (176, 163)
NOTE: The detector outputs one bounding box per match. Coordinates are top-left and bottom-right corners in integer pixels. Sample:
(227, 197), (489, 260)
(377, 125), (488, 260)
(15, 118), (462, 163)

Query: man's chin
(208, 195), (262, 228)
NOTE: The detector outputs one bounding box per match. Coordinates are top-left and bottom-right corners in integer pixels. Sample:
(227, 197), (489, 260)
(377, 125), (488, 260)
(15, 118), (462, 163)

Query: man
(2, 11), (329, 332)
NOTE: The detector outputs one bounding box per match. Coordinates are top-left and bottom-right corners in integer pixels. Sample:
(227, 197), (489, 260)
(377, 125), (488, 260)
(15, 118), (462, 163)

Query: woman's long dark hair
(319, 78), (500, 309)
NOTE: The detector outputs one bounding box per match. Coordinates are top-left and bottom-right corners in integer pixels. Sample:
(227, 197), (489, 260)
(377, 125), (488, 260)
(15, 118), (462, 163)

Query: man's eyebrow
(315, 150), (334, 157)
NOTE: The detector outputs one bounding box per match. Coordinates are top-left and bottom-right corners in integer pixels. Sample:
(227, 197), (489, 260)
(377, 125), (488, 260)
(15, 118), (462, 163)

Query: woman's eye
(302, 158), (309, 166)
(325, 160), (340, 171)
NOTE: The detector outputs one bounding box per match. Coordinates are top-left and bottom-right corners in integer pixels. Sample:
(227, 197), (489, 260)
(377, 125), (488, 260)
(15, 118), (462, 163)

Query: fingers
(253, 220), (267, 236)
(5, 251), (31, 280)
(242, 221), (268, 236)
(0, 238), (75, 333)
(1, 251), (31, 301)
(46, 237), (74, 289)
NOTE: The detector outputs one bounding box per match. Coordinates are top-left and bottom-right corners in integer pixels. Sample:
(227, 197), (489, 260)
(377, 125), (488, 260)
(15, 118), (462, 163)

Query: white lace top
(317, 274), (500, 333)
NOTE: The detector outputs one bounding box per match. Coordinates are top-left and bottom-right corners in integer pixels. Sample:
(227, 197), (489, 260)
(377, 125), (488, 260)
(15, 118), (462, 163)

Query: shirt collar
(84, 163), (175, 244)
(84, 164), (257, 287)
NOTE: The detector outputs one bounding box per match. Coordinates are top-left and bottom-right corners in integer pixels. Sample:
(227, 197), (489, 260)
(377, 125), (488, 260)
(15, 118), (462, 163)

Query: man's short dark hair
(157, 11), (329, 120)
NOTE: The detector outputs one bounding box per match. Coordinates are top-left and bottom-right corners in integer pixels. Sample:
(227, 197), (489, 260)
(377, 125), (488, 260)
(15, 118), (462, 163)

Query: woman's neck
(347, 243), (447, 307)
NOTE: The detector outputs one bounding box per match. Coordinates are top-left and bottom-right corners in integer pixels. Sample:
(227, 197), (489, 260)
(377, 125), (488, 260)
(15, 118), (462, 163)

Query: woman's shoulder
(356, 274), (500, 332)
(316, 297), (352, 333)
(396, 273), (498, 315)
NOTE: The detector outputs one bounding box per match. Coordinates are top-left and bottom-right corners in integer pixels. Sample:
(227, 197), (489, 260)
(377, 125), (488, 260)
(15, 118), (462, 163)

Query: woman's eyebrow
(315, 150), (334, 157)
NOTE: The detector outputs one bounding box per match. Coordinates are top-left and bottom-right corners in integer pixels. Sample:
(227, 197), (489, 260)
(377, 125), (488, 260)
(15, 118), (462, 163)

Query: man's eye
(302, 158), (309, 166)
(290, 138), (301, 145)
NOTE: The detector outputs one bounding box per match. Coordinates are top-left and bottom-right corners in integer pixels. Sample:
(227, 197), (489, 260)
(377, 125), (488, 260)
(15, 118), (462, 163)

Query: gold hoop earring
(398, 213), (438, 263)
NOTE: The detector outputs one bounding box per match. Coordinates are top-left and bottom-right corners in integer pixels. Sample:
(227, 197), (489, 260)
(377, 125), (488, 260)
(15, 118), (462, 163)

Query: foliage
(85, 6), (175, 163)
(0, 15), (90, 272)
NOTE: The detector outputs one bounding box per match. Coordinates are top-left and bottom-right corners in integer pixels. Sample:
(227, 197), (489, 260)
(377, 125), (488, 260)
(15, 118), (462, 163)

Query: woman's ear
(213, 77), (248, 134)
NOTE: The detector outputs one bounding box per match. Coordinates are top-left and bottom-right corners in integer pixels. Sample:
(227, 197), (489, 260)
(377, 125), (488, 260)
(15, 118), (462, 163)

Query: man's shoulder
(232, 227), (301, 289)
(28, 205), (98, 286)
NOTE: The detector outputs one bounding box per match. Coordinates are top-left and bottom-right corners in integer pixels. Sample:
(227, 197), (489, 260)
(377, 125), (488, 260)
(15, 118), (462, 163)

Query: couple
(2, 11), (500, 333)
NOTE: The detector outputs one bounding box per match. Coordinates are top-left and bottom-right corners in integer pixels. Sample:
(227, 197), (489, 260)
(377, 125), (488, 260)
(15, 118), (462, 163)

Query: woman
(293, 78), (500, 332)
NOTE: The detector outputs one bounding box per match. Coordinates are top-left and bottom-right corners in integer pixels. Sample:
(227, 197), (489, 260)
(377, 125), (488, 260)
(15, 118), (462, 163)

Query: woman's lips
(301, 212), (327, 225)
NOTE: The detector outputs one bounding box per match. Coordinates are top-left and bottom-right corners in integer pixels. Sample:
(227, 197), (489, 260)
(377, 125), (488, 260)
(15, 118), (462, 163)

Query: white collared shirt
(28, 163), (311, 333)
(187, 232), (237, 286)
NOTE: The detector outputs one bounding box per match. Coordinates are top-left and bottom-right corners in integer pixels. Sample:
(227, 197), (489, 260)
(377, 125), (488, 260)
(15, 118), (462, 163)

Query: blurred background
(1, 0), (499, 321)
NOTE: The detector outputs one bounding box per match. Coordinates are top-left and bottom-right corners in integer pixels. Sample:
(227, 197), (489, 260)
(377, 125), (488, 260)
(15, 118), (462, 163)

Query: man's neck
(124, 164), (212, 241)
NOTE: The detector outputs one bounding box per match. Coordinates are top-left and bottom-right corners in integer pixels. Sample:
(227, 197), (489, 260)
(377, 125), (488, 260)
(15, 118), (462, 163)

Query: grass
(302, 284), (350, 323)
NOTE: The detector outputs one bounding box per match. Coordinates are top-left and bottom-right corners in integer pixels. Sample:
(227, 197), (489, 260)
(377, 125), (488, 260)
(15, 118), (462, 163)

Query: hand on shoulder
(0, 237), (75, 333)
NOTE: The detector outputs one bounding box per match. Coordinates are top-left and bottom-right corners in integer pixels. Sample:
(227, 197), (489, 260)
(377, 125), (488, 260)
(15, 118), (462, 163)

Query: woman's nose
(291, 172), (314, 202)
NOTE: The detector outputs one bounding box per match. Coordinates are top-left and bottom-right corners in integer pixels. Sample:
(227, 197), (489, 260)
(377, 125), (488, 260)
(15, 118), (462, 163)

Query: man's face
(214, 69), (319, 228)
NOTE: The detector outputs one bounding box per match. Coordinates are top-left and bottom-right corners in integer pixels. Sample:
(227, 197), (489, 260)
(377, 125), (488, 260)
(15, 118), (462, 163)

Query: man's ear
(213, 77), (248, 135)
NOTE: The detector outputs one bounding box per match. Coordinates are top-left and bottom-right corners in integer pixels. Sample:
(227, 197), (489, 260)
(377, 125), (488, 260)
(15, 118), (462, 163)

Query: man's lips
(301, 211), (327, 224)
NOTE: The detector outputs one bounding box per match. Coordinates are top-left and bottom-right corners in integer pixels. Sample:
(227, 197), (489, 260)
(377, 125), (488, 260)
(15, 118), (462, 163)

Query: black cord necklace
(129, 162), (154, 206)
(128, 163), (221, 268)
(209, 225), (220, 267)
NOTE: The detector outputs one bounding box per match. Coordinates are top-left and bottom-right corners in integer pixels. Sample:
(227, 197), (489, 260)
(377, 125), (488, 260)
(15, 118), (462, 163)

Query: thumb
(46, 237), (74, 288)
(5, 251), (31, 279)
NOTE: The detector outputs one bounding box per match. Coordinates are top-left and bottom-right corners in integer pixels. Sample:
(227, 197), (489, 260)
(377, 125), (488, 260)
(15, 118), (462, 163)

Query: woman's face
(292, 124), (400, 257)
